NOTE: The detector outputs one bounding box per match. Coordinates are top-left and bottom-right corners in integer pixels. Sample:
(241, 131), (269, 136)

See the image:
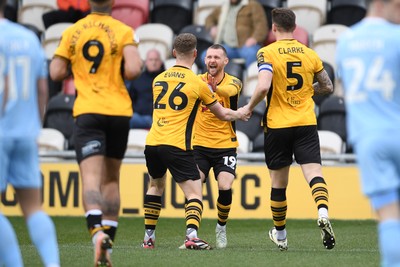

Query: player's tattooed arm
(313, 70), (333, 95)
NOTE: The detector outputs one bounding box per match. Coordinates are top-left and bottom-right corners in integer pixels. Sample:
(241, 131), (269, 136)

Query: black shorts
(74, 114), (130, 163)
(265, 125), (321, 170)
(144, 145), (200, 183)
(193, 146), (237, 181)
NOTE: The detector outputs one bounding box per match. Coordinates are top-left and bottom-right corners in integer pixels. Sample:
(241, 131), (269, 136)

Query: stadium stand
(164, 57), (199, 74)
(151, 0), (193, 34)
(236, 95), (265, 142)
(135, 23), (174, 61)
(111, 0), (150, 29)
(225, 61), (245, 82)
(318, 130), (345, 158)
(126, 129), (149, 153)
(38, 128), (66, 151)
(287, 0), (327, 35)
(18, 0), (58, 32)
(328, 0), (367, 26)
(193, 0), (224, 26)
(42, 22), (73, 59)
(242, 61), (258, 97)
(43, 93), (75, 150)
(236, 130), (251, 154)
(311, 24), (349, 72)
(251, 132), (265, 153)
(257, 0), (283, 30)
(265, 24), (309, 46)
(317, 95), (347, 145)
(180, 24), (214, 68)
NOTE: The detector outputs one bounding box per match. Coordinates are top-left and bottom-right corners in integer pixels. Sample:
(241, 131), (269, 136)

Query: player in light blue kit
(336, 0), (400, 266)
(0, 0), (60, 266)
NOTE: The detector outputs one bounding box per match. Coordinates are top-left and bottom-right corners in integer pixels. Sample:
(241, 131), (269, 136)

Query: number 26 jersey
(146, 65), (217, 151)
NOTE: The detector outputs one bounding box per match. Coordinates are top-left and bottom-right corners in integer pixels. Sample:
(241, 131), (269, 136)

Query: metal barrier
(39, 151), (357, 163)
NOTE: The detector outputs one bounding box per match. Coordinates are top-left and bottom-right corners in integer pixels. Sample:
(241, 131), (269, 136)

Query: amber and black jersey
(54, 13), (139, 117)
(194, 72), (242, 148)
(257, 39), (323, 128)
(146, 65), (217, 151)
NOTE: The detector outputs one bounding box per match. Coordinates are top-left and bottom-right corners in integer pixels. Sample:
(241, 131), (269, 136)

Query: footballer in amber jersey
(54, 13), (138, 117)
(194, 72), (242, 148)
(257, 39), (323, 129)
(146, 65), (217, 151)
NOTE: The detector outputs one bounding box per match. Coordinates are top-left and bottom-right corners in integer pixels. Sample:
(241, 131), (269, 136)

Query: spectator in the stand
(202, 0), (268, 68)
(42, 0), (90, 29)
(128, 49), (165, 129)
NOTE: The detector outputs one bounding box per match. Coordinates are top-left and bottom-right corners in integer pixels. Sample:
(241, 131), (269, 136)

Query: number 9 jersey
(54, 13), (139, 117)
(257, 39), (323, 128)
(146, 65), (217, 151)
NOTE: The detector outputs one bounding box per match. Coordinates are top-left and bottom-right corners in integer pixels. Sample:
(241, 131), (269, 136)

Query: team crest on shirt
(157, 117), (169, 127)
(257, 52), (265, 64)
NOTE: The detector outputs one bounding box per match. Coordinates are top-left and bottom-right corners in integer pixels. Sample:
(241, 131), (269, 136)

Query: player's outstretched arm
(208, 102), (250, 121)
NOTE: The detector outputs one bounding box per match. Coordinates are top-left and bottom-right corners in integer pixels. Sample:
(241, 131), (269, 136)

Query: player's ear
(193, 49), (198, 58)
(224, 57), (229, 66)
(172, 49), (177, 58)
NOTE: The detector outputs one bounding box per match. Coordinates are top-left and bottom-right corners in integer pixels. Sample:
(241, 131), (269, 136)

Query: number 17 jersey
(146, 65), (217, 151)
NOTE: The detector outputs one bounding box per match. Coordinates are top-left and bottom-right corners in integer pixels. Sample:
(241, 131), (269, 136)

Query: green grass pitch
(8, 217), (379, 267)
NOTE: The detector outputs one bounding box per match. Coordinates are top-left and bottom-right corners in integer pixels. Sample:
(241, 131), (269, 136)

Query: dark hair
(272, 8), (296, 33)
(208, 44), (228, 57)
(173, 33), (197, 54)
(0, 0), (6, 11)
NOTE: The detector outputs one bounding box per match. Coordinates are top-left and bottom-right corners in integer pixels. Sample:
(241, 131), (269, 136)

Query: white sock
(318, 208), (329, 219)
(186, 228), (197, 239)
(276, 229), (287, 240)
(144, 229), (155, 241)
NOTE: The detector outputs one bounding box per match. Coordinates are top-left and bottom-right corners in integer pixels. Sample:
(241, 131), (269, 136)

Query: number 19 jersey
(54, 13), (138, 117)
(146, 65), (217, 151)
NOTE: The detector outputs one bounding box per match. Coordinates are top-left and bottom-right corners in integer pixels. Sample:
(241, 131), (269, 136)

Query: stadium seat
(242, 61), (258, 97)
(257, 0), (283, 30)
(265, 25), (309, 46)
(135, 23), (174, 61)
(43, 93), (75, 150)
(164, 58), (199, 74)
(236, 95), (265, 141)
(236, 130), (251, 154)
(224, 61), (245, 82)
(318, 130), (344, 156)
(126, 129), (149, 153)
(317, 95), (347, 143)
(151, 0), (193, 34)
(21, 23), (42, 40)
(42, 22), (73, 59)
(18, 0), (58, 32)
(251, 132), (265, 153)
(111, 0), (149, 29)
(180, 24), (214, 67)
(311, 24), (349, 71)
(193, 0), (224, 25)
(38, 128), (66, 151)
(328, 0), (367, 26)
(287, 0), (327, 35)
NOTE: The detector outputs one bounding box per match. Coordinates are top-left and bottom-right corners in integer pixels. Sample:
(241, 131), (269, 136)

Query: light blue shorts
(0, 137), (41, 192)
(354, 134), (400, 210)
